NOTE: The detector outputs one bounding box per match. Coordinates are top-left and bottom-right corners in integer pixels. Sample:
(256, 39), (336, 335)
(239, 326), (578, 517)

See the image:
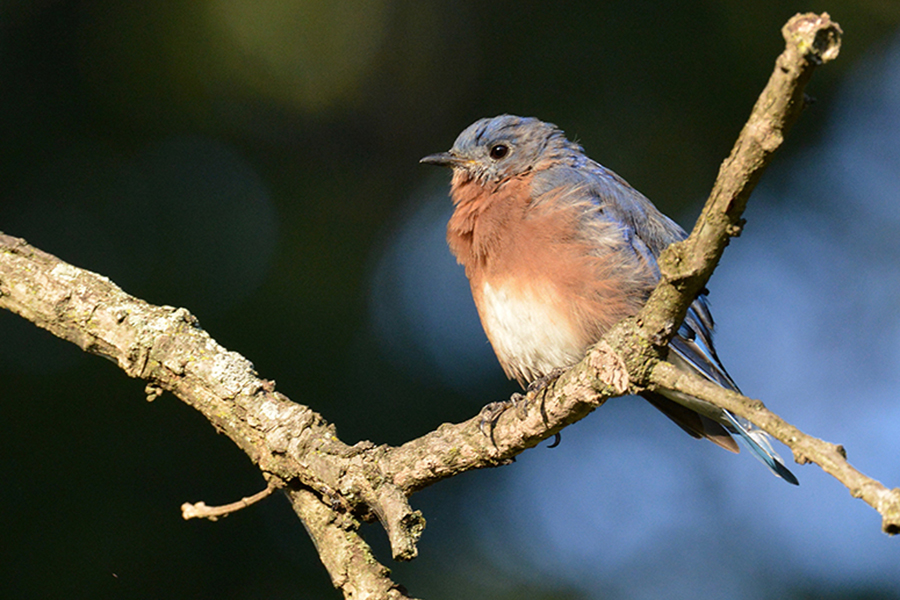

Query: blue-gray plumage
(422, 114), (798, 484)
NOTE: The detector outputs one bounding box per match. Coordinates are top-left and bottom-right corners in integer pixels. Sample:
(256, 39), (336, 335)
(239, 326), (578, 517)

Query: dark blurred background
(2, 1), (900, 599)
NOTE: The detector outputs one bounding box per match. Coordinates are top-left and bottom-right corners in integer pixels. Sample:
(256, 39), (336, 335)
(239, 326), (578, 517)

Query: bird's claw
(478, 369), (567, 447)
(478, 401), (505, 438)
(478, 393), (530, 439)
(525, 367), (567, 395)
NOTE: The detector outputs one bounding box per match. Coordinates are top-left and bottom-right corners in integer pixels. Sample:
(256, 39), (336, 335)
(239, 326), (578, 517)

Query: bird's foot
(525, 367), (567, 396)
(478, 393), (529, 439)
(478, 367), (568, 446)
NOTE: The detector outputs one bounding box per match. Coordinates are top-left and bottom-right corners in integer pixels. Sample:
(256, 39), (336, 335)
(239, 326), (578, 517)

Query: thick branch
(0, 232), (421, 597)
(287, 489), (419, 600)
(0, 228), (634, 594)
(387, 342), (629, 493)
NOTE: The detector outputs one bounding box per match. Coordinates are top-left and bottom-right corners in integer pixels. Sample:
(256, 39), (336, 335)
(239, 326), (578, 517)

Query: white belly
(480, 280), (585, 384)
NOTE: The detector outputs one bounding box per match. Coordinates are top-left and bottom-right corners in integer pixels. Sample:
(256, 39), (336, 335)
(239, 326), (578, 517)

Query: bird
(420, 114), (798, 484)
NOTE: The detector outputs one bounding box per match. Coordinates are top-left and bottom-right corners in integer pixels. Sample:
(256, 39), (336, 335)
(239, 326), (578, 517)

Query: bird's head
(421, 115), (581, 184)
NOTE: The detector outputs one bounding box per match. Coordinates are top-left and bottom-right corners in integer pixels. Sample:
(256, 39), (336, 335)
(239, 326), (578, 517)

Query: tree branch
(2, 10), (892, 600)
(386, 341), (629, 494)
(649, 363), (900, 534)
(182, 481), (278, 521)
(0, 232), (423, 595)
(638, 12), (844, 345)
(591, 12), (898, 534)
(287, 488), (419, 600)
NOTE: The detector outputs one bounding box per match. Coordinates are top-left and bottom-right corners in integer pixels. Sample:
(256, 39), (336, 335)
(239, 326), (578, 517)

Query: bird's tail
(721, 410), (799, 485)
(657, 298), (800, 485)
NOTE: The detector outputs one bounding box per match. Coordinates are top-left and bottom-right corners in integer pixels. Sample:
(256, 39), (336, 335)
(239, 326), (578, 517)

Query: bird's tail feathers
(721, 411), (799, 485)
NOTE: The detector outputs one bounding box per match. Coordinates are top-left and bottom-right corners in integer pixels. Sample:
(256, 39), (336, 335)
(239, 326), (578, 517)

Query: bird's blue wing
(575, 160), (798, 484)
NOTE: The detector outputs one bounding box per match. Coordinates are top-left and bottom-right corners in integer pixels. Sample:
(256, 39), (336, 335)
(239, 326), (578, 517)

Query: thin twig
(649, 361), (900, 534)
(182, 481), (278, 521)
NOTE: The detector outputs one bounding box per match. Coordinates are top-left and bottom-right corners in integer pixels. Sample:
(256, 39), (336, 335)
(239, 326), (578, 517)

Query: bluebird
(421, 114), (798, 484)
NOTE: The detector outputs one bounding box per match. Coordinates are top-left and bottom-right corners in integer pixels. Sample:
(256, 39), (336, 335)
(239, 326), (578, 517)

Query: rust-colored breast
(446, 171), (653, 384)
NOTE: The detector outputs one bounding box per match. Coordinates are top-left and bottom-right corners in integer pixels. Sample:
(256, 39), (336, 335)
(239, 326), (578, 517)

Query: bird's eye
(489, 144), (509, 160)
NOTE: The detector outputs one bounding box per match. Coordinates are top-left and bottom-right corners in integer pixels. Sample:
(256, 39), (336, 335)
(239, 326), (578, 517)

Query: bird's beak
(419, 152), (464, 167)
